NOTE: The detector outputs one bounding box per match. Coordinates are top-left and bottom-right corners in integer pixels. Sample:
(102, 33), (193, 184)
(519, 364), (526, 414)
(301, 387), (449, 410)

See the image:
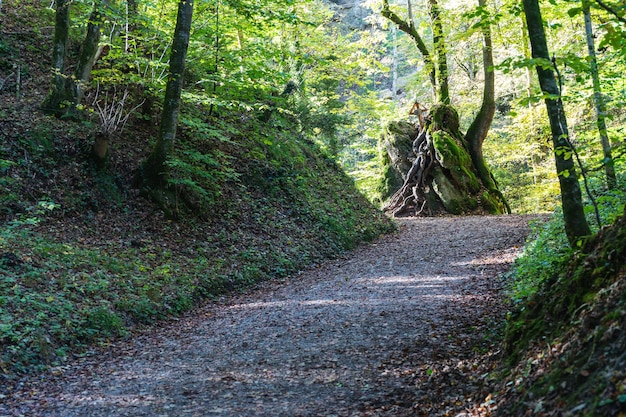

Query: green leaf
(567, 7), (582, 17)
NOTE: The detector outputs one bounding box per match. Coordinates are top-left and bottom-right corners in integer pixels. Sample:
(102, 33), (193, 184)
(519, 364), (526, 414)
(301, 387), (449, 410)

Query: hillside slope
(489, 212), (626, 415)
(0, 2), (394, 375)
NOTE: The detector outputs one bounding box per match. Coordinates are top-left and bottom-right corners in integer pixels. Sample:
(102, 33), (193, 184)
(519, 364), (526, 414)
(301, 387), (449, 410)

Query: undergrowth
(505, 178), (626, 307)
(0, 98), (395, 376)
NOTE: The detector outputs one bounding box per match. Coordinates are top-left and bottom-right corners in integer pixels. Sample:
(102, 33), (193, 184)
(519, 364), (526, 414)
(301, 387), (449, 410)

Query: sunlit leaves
(555, 145), (574, 160)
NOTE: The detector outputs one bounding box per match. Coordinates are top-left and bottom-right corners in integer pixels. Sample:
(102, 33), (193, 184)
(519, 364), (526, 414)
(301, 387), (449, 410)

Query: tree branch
(381, 0), (436, 88)
(594, 0), (626, 24)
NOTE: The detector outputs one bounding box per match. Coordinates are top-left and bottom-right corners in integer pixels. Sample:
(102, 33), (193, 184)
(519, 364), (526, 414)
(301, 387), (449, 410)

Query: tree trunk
(41, 0), (72, 116)
(42, 0), (109, 117)
(464, 0), (499, 194)
(392, 25), (398, 100)
(428, 0), (450, 104)
(74, 0), (109, 105)
(522, 0), (591, 245)
(582, 0), (616, 190)
(141, 0), (194, 186)
(381, 0), (436, 97)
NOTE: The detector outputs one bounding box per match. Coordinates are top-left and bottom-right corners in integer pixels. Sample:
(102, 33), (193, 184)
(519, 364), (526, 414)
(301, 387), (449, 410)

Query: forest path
(2, 215), (536, 416)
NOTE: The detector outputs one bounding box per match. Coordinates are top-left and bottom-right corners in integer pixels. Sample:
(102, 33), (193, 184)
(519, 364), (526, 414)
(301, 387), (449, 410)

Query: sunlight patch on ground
(363, 275), (466, 285)
(63, 393), (162, 408)
(229, 299), (352, 310)
(452, 248), (521, 267)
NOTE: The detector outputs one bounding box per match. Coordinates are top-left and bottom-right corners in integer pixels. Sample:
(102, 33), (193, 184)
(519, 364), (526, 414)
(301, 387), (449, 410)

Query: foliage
(504, 185), (625, 365)
(0, 97), (395, 375)
(506, 176), (625, 303)
(3, 0), (626, 394)
(497, 208), (626, 415)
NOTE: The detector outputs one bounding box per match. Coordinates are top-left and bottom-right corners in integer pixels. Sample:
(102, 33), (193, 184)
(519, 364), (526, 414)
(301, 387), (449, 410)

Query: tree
(74, 0), (110, 105)
(42, 0), (110, 118)
(380, 0), (509, 216)
(464, 0), (498, 193)
(522, 0), (592, 245)
(581, 0), (617, 189)
(140, 0), (194, 186)
(41, 0), (71, 116)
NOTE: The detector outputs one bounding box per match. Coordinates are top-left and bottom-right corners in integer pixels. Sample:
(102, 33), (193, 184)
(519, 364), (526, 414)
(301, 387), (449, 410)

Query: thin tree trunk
(74, 0), (109, 105)
(141, 0), (194, 186)
(520, 15), (534, 102)
(464, 0), (498, 192)
(582, 0), (616, 189)
(523, 0), (591, 245)
(428, 0), (449, 104)
(381, 0), (436, 97)
(392, 25), (398, 100)
(407, 0), (415, 27)
(42, 0), (71, 115)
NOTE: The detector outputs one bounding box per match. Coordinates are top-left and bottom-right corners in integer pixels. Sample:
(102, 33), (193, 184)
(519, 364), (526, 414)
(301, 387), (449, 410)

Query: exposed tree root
(384, 124), (435, 217)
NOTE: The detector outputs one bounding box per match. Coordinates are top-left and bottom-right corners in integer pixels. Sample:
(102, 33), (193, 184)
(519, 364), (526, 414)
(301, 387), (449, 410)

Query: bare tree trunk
(381, 0), (436, 97)
(391, 25), (398, 100)
(523, 0), (591, 245)
(520, 15), (534, 102)
(74, 0), (110, 105)
(41, 0), (71, 116)
(582, 0), (616, 189)
(141, 0), (194, 186)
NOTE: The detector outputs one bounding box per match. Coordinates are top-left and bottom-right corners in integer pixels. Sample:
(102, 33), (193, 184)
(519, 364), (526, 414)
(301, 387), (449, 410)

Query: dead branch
(89, 84), (144, 136)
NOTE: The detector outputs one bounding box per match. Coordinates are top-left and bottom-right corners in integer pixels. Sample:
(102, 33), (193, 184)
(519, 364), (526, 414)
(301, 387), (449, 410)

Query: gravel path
(1, 215), (537, 416)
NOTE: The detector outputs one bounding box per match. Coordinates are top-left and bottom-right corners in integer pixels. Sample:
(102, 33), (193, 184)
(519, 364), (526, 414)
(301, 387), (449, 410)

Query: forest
(0, 0), (625, 414)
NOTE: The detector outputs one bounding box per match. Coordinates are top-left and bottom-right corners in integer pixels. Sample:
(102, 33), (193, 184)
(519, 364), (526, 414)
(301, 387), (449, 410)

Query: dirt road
(1, 215), (536, 416)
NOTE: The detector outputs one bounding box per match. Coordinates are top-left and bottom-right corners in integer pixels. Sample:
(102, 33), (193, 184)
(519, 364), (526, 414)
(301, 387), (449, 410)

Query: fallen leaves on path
(1, 215), (536, 416)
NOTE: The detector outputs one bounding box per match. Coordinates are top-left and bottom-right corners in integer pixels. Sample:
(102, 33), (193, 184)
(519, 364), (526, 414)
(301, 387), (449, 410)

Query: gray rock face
(326, 0), (373, 31)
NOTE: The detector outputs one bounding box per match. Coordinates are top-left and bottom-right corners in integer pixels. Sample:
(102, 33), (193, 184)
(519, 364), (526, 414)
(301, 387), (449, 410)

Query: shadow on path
(2, 215), (536, 416)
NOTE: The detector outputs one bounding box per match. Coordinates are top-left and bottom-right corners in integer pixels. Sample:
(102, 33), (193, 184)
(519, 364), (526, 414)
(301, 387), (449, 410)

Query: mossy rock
(381, 121), (418, 178)
(430, 104), (461, 135)
(481, 190), (506, 214)
(431, 167), (478, 214)
(379, 149), (404, 200)
(432, 130), (481, 193)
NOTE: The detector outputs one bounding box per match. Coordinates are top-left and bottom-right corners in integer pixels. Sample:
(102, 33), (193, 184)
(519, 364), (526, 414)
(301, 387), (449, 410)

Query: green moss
(430, 104), (461, 133)
(432, 130), (480, 193)
(481, 190), (504, 214)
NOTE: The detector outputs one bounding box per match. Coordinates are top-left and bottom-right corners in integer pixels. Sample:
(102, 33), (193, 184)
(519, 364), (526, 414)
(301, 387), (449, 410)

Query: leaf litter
(0, 215), (536, 416)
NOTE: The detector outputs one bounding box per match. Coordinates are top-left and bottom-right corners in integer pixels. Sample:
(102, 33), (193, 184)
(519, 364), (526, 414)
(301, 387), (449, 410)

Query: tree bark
(141, 0), (194, 186)
(74, 0), (109, 105)
(41, 0), (71, 116)
(522, 0), (591, 245)
(464, 0), (497, 192)
(582, 0), (616, 189)
(428, 0), (450, 104)
(381, 0), (436, 96)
